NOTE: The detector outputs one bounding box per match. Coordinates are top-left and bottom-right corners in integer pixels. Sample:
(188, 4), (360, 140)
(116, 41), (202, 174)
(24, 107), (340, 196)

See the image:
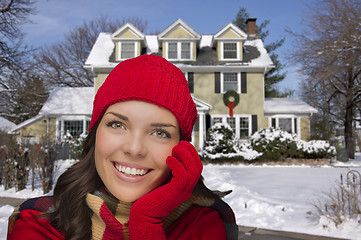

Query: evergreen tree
(233, 7), (292, 97)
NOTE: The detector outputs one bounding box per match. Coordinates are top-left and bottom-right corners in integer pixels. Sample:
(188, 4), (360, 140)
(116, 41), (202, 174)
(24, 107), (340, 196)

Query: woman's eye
(107, 121), (124, 129)
(153, 130), (170, 138)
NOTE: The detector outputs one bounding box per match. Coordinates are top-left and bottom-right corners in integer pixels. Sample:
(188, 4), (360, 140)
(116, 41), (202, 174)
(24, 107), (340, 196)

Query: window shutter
(252, 115), (258, 134)
(188, 72), (194, 93)
(215, 72), (220, 93)
(241, 72), (247, 93)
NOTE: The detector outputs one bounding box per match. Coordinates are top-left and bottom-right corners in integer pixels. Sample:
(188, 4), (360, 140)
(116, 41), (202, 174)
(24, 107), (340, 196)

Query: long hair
(48, 121), (228, 239)
(49, 122), (102, 239)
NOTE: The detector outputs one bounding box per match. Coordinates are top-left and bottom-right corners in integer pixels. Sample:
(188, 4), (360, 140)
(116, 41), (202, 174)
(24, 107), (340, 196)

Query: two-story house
(84, 18), (316, 150)
(9, 18), (317, 151)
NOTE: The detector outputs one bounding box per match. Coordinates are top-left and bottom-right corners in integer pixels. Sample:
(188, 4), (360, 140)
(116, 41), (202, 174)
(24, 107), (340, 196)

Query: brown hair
(48, 122), (102, 239)
(48, 121), (228, 239)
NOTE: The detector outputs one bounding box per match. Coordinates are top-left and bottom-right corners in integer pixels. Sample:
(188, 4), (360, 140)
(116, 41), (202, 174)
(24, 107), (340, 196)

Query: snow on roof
(0, 117), (16, 131)
(145, 35), (159, 54)
(264, 98), (318, 115)
(244, 39), (273, 67)
(39, 87), (94, 115)
(85, 33), (115, 66)
(200, 35), (213, 48)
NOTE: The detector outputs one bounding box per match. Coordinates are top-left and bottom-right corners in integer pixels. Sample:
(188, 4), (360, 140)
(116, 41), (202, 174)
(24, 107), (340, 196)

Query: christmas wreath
(223, 90), (239, 117)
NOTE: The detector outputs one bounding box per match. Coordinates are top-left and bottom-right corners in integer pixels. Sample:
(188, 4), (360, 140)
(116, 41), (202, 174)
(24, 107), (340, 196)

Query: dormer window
(118, 42), (137, 60)
(223, 43), (237, 59)
(166, 42), (192, 60)
(221, 42), (240, 60)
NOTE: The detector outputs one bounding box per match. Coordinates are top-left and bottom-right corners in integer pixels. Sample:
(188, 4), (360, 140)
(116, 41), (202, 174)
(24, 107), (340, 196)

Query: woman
(8, 55), (238, 239)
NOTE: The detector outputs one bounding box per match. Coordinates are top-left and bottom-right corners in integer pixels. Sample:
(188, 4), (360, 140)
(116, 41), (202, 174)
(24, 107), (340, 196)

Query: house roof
(264, 98), (318, 115)
(39, 87), (94, 115)
(0, 117), (16, 131)
(84, 19), (273, 71)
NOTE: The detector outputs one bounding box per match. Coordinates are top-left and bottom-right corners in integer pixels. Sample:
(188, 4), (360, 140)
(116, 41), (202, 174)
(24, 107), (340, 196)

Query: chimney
(246, 18), (257, 39)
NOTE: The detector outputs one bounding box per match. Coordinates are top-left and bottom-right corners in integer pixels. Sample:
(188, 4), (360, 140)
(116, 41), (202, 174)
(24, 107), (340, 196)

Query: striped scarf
(87, 186), (238, 240)
(8, 186), (238, 239)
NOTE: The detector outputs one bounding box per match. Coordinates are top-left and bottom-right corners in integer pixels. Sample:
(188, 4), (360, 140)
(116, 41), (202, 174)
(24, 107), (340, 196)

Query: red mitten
(128, 141), (203, 239)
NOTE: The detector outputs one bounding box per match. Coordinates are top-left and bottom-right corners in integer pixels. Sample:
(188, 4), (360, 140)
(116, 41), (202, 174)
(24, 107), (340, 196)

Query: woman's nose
(122, 132), (147, 158)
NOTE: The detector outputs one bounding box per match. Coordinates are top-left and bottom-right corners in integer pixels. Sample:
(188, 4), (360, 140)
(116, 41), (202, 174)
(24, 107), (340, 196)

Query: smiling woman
(7, 55), (238, 240)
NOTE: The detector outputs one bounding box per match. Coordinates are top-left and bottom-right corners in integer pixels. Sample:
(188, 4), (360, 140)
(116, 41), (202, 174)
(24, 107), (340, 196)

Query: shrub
(203, 123), (261, 162)
(250, 128), (336, 161)
(309, 171), (361, 228)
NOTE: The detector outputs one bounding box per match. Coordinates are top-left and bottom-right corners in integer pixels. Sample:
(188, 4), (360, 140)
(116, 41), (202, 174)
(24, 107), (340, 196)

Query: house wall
(300, 117), (310, 140)
(94, 73), (109, 93)
(16, 117), (57, 144)
(192, 72), (264, 130)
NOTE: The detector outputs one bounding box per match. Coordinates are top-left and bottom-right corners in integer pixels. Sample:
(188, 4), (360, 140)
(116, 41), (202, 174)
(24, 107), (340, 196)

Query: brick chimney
(246, 18), (257, 39)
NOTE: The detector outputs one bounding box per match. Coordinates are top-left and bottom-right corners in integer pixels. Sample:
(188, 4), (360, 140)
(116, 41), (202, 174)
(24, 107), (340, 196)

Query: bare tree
(0, 0), (35, 91)
(35, 15), (148, 87)
(288, 0), (361, 159)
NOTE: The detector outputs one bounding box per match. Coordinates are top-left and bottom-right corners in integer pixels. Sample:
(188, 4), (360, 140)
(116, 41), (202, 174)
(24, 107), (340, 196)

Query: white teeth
(115, 164), (147, 176)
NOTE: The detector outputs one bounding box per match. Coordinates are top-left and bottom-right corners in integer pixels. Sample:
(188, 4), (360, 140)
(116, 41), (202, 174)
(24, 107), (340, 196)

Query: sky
(21, 0), (315, 95)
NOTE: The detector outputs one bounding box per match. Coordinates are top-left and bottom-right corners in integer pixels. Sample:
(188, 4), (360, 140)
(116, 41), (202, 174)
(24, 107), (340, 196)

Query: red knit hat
(89, 55), (197, 141)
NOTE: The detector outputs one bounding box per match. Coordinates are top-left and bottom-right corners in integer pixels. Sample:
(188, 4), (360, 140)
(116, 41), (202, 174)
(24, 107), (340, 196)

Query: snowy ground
(1, 158), (361, 239)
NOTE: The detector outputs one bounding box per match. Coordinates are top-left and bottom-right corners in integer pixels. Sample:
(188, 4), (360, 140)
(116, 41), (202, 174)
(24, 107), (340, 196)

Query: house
(9, 87), (93, 145)
(10, 18), (317, 151)
(84, 18), (316, 150)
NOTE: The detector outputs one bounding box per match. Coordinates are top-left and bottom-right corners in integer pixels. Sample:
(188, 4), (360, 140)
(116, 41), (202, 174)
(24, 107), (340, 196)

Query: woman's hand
(128, 141), (203, 239)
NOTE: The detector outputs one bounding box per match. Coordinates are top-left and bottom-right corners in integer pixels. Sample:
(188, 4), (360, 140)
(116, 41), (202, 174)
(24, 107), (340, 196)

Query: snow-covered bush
(64, 132), (87, 159)
(203, 123), (261, 162)
(250, 128), (300, 160)
(250, 128), (336, 160)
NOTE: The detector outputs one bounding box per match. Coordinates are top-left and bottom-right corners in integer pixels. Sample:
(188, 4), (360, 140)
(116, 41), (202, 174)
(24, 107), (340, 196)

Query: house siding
(301, 117), (310, 140)
(16, 117), (56, 143)
(94, 73), (109, 93)
(192, 72), (264, 131)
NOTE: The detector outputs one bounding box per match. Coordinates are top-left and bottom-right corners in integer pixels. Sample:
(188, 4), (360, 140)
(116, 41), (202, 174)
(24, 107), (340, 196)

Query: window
(118, 42), (136, 60)
(64, 120), (83, 138)
(167, 42), (192, 60)
(269, 116), (300, 137)
(57, 118), (91, 142)
(213, 115), (251, 139)
(223, 43), (237, 59)
(181, 42), (191, 59)
(239, 117), (249, 138)
(213, 117), (222, 124)
(223, 73), (238, 92)
(168, 43), (178, 59)
(227, 117), (236, 133)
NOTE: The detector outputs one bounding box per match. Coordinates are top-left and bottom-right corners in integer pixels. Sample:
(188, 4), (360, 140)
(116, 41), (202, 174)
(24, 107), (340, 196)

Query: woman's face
(94, 100), (180, 202)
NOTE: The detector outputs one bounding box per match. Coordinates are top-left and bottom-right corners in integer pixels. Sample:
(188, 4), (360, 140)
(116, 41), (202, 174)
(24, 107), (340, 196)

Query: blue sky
(22, 0), (314, 94)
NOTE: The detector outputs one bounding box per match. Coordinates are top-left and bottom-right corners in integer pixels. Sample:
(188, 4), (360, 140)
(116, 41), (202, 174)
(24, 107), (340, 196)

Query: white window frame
(166, 41), (193, 60)
(221, 72), (241, 93)
(268, 115), (301, 139)
(212, 114), (252, 139)
(56, 116), (91, 142)
(220, 41), (240, 61)
(117, 42), (138, 60)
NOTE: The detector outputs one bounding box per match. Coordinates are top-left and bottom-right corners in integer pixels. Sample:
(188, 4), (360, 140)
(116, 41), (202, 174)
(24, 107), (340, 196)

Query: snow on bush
(203, 123), (261, 161)
(203, 125), (335, 162)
